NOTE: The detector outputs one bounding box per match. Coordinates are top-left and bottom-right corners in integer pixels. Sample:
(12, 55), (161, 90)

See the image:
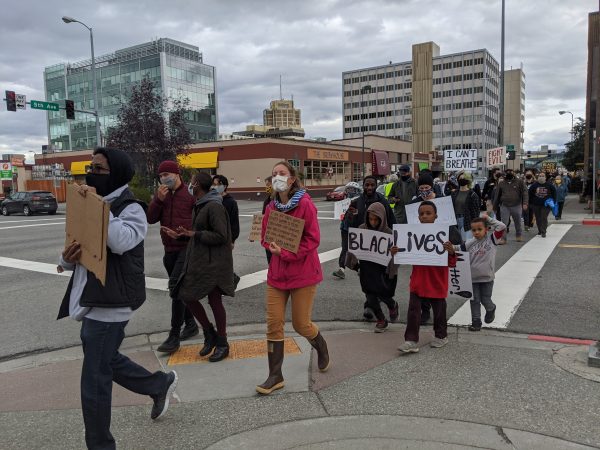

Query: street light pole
(360, 85), (371, 179)
(558, 110), (574, 144)
(62, 16), (101, 148)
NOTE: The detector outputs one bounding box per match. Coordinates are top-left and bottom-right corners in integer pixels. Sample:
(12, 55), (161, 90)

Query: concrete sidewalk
(1, 322), (599, 449)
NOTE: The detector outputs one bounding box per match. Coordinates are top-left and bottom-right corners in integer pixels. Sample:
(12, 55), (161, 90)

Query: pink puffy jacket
(261, 193), (323, 290)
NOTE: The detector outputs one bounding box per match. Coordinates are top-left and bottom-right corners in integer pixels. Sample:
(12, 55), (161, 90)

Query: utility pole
(499, 0), (505, 148)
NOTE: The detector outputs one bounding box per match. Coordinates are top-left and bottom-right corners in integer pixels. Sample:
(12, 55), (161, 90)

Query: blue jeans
(470, 281), (495, 325)
(80, 318), (169, 450)
(456, 216), (473, 242)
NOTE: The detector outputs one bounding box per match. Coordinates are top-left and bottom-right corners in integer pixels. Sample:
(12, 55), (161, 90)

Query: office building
(503, 68), (526, 170)
(263, 99), (301, 128)
(44, 38), (217, 151)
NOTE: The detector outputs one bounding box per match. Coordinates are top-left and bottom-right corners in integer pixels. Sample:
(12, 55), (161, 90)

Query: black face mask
(401, 175), (410, 182)
(85, 173), (112, 197)
(525, 175), (532, 180)
(505, 173), (514, 180)
(458, 178), (470, 187)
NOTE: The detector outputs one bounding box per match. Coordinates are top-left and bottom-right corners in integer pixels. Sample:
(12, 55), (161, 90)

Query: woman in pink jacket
(256, 161), (330, 395)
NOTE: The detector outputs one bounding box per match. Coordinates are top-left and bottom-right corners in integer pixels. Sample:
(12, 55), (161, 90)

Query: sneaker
(151, 371), (178, 420)
(363, 307), (374, 321)
(375, 319), (388, 333)
(468, 323), (482, 332)
(515, 235), (523, 242)
(398, 341), (419, 353)
(332, 268), (345, 279)
(389, 301), (399, 323)
(541, 233), (546, 238)
(430, 337), (449, 348)
(484, 306), (496, 324)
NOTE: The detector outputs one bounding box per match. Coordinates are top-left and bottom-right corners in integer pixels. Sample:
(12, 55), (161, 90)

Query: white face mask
(272, 175), (290, 192)
(188, 183), (195, 196)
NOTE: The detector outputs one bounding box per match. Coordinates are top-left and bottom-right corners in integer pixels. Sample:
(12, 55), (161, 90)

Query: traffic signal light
(507, 150), (516, 161)
(527, 151), (531, 158)
(547, 149), (552, 157)
(65, 99), (75, 120)
(5, 90), (16, 112)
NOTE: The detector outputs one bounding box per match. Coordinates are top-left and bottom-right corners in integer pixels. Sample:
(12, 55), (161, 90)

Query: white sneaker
(397, 341), (419, 353)
(430, 337), (448, 348)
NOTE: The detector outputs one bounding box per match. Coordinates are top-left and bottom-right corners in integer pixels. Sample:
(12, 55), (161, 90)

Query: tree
(562, 118), (585, 172)
(106, 77), (192, 187)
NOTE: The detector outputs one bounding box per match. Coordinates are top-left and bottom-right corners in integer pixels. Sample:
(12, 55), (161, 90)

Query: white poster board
(487, 147), (506, 167)
(333, 198), (351, 220)
(444, 149), (478, 171)
(405, 196), (457, 226)
(393, 223), (450, 266)
(347, 227), (395, 266)
(448, 251), (473, 299)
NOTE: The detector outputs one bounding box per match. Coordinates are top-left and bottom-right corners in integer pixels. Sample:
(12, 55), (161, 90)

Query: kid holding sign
(398, 201), (457, 353)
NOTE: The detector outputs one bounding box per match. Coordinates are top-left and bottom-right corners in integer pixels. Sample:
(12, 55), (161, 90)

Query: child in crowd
(346, 203), (400, 332)
(398, 201), (457, 353)
(455, 214), (505, 331)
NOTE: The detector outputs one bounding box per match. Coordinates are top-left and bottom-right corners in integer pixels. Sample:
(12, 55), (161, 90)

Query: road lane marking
(0, 217), (65, 223)
(558, 244), (600, 249)
(448, 224), (572, 329)
(0, 222), (65, 230)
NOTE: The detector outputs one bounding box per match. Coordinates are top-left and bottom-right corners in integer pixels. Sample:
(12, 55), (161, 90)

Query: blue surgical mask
(212, 185), (226, 194)
(161, 176), (176, 189)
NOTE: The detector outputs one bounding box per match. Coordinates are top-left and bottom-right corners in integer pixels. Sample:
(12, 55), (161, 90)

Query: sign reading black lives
(392, 224), (449, 266)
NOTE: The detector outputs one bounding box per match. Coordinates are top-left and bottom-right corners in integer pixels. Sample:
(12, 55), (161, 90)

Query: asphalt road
(0, 197), (598, 360)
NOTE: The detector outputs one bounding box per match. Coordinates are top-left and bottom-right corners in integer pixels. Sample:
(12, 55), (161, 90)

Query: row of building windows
(343, 68), (413, 84)
(433, 115), (484, 125)
(433, 57), (485, 71)
(433, 129), (484, 138)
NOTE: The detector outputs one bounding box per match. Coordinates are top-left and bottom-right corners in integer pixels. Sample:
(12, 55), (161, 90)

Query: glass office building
(44, 38), (217, 151)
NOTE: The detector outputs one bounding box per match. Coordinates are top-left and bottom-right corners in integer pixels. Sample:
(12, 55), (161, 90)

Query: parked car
(326, 186), (348, 201)
(1, 191), (58, 216)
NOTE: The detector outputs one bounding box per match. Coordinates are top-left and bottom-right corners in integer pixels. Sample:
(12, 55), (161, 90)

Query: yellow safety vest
(385, 182), (395, 208)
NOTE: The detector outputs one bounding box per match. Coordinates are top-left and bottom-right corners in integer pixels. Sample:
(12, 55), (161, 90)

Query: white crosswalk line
(0, 222), (65, 230)
(448, 224), (572, 329)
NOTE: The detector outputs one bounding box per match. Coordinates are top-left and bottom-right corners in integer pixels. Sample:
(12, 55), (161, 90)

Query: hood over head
(93, 147), (135, 193)
(364, 201), (388, 231)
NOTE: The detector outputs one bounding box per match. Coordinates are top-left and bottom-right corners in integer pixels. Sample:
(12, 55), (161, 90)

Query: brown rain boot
(256, 340), (285, 395)
(308, 332), (330, 372)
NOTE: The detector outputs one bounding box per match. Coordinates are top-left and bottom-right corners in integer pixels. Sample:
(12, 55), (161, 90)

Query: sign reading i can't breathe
(392, 223), (450, 266)
(347, 227), (395, 266)
(264, 211), (305, 254)
(443, 149), (478, 171)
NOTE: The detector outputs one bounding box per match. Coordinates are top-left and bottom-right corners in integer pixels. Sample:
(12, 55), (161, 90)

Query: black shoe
(469, 322), (482, 332)
(199, 325), (218, 357)
(209, 336), (229, 362)
(363, 307), (374, 321)
(484, 306), (496, 324)
(180, 322), (199, 341)
(541, 233), (546, 238)
(157, 331), (180, 354)
(151, 371), (178, 420)
(233, 272), (241, 290)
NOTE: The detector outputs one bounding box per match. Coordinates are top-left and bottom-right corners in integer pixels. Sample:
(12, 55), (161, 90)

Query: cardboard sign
(405, 196), (457, 226)
(541, 161), (557, 173)
(264, 210), (305, 254)
(448, 251), (473, 299)
(487, 147), (506, 167)
(248, 213), (263, 241)
(393, 223), (449, 266)
(347, 227), (395, 266)
(333, 198), (351, 220)
(65, 183), (109, 285)
(444, 149), (478, 171)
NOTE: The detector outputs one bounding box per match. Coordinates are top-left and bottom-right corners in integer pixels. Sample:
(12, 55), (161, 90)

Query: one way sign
(16, 94), (26, 110)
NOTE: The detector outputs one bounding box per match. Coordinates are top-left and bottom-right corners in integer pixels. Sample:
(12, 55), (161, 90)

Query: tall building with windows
(263, 99), (301, 128)
(342, 42), (501, 173)
(44, 38), (217, 151)
(503, 68), (526, 170)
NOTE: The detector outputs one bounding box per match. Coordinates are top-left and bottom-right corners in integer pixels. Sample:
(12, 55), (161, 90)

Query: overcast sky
(0, 0), (595, 159)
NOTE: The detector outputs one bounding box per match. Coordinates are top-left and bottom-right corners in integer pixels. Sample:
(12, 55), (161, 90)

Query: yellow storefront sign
(70, 161), (92, 175)
(307, 148), (349, 161)
(177, 151), (219, 169)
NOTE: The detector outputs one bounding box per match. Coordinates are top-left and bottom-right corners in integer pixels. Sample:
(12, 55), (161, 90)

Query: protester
(167, 171), (234, 362)
(58, 148), (178, 450)
(262, 176), (273, 263)
(212, 175), (241, 288)
(528, 173), (557, 238)
(420, 168), (443, 197)
(482, 168), (501, 219)
(397, 201), (457, 353)
(384, 174), (398, 208)
(333, 181), (362, 280)
(554, 175), (568, 219)
(455, 214), (506, 331)
(523, 169), (536, 231)
(444, 174), (459, 196)
(493, 168), (528, 244)
(451, 171), (481, 242)
(387, 164), (417, 223)
(345, 202), (400, 332)
(584, 174), (594, 210)
(256, 161), (330, 395)
(147, 160), (198, 354)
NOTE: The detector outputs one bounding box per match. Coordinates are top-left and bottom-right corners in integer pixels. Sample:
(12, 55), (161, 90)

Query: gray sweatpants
(500, 204), (523, 237)
(470, 281), (495, 325)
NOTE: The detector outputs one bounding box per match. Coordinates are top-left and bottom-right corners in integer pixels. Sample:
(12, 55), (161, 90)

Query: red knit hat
(158, 160), (180, 175)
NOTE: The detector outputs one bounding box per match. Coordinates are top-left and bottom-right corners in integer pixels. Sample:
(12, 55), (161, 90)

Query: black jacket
(222, 194), (240, 243)
(451, 189), (481, 231)
(345, 192), (396, 230)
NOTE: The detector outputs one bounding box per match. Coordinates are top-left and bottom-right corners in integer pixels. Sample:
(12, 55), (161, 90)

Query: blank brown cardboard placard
(65, 183), (109, 285)
(264, 211), (305, 254)
(248, 213), (263, 242)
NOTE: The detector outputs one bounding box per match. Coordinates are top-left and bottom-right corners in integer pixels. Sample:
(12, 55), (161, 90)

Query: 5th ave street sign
(30, 100), (59, 111)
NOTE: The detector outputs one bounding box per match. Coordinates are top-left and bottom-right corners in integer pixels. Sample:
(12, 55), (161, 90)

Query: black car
(1, 191), (58, 216)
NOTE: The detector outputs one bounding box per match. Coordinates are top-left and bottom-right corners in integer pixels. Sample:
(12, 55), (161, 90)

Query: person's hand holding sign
(390, 245), (400, 256)
(442, 241), (455, 255)
(62, 241), (82, 264)
(269, 241), (282, 256)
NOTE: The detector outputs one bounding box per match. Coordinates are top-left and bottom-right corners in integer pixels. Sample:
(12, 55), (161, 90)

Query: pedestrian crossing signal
(65, 99), (75, 120)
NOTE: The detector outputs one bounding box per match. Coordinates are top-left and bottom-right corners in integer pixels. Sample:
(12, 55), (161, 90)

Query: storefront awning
(70, 161), (91, 175)
(177, 151), (219, 169)
(371, 151), (391, 176)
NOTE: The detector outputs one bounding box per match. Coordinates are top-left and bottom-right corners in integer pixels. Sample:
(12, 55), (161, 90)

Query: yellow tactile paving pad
(167, 337), (302, 366)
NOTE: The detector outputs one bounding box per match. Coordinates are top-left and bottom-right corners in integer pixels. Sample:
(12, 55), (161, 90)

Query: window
(368, 74), (376, 81)
(452, 130), (462, 137)
(443, 62), (452, 70)
(453, 89), (462, 96)
(453, 61), (463, 68)
(386, 72), (394, 78)
(453, 103), (462, 110)
(464, 73), (473, 81)
(360, 75), (368, 82)
(378, 124), (385, 130)
(453, 75), (462, 82)
(377, 73), (385, 80)
(443, 76), (452, 83)
(433, 64), (442, 71)
(433, 91), (442, 98)
(344, 127), (352, 134)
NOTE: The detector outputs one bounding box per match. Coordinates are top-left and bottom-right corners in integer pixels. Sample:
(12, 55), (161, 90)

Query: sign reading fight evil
(487, 147), (506, 167)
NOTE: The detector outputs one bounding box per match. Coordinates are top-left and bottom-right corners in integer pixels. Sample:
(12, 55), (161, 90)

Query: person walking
(493, 168), (528, 243)
(212, 175), (241, 288)
(262, 176), (273, 263)
(58, 148), (178, 450)
(451, 171), (481, 242)
(523, 169), (536, 231)
(147, 160), (199, 354)
(256, 161), (330, 395)
(333, 181), (362, 280)
(168, 172), (235, 362)
(528, 173), (557, 238)
(387, 164), (417, 224)
(554, 175), (568, 220)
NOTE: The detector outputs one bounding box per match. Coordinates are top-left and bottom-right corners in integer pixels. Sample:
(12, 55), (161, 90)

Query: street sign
(15, 94), (26, 110)
(0, 162), (13, 180)
(506, 144), (515, 151)
(30, 100), (59, 112)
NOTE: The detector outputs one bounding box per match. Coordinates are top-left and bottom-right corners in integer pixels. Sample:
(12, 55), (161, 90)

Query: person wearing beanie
(388, 164), (417, 223)
(58, 148), (178, 449)
(147, 159), (198, 353)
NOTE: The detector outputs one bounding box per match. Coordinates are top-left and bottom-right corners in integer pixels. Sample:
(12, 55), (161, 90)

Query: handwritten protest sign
(393, 223), (449, 266)
(405, 196), (457, 226)
(448, 251), (473, 299)
(487, 147), (506, 167)
(444, 149), (478, 171)
(347, 227), (394, 266)
(264, 211), (305, 254)
(248, 213), (263, 241)
(333, 197), (351, 220)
